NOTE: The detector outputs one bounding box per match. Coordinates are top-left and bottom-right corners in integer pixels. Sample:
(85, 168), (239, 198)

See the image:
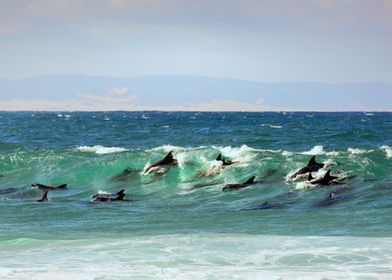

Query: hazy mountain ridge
(0, 75), (391, 111)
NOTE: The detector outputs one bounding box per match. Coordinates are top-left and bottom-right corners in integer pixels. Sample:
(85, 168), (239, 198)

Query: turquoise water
(0, 112), (392, 279)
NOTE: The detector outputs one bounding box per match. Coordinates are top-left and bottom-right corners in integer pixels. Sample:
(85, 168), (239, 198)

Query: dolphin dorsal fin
(42, 191), (48, 201)
(57, 184), (67, 189)
(216, 154), (222, 161)
(308, 173), (314, 181)
(245, 176), (255, 184)
(116, 189), (125, 195)
(307, 156), (316, 166)
(164, 151), (173, 160)
(324, 169), (331, 179)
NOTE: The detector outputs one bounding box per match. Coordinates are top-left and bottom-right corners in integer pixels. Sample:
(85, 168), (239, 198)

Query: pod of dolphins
(0, 151), (353, 207)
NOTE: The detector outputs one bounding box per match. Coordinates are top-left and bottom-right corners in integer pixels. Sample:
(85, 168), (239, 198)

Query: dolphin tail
(56, 184), (67, 189)
(245, 176), (256, 184)
(41, 191), (49, 202)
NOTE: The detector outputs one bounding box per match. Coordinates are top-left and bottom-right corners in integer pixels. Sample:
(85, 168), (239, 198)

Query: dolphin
(91, 189), (126, 202)
(216, 154), (234, 166)
(247, 201), (278, 210)
(288, 156), (324, 180)
(222, 176), (258, 191)
(308, 170), (340, 185)
(312, 190), (353, 208)
(144, 151), (177, 174)
(36, 191), (49, 202)
(188, 180), (221, 191)
(31, 183), (67, 191)
(109, 167), (136, 182)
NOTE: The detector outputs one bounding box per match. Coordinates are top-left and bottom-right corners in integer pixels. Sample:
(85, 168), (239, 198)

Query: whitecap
(76, 145), (129, 154)
(347, 148), (371, 154)
(301, 145), (338, 156)
(380, 145), (392, 158)
(148, 145), (187, 153)
(282, 150), (293, 156)
(301, 145), (324, 155)
(261, 124), (282, 129)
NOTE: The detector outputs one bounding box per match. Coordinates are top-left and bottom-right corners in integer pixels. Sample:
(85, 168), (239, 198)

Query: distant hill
(0, 74), (391, 111)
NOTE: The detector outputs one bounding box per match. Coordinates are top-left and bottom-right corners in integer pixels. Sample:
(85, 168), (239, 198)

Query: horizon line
(0, 110), (390, 113)
(0, 73), (390, 86)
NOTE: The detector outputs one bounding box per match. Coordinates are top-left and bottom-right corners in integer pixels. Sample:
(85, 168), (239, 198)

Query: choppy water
(0, 112), (391, 279)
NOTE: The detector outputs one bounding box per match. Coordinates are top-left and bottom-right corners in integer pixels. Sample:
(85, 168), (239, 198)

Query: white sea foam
(301, 145), (339, 156)
(282, 150), (293, 156)
(97, 190), (110, 195)
(295, 181), (314, 190)
(301, 145), (324, 155)
(212, 145), (259, 164)
(1, 234), (391, 280)
(76, 145), (129, 154)
(347, 148), (371, 154)
(380, 145), (392, 158)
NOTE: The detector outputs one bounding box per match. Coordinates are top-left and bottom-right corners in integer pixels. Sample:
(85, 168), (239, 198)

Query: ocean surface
(0, 111), (391, 279)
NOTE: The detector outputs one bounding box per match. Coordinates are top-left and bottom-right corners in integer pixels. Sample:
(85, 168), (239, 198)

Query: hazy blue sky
(1, 0), (391, 83)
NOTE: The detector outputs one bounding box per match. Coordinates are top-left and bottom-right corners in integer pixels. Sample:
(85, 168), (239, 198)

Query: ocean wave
(76, 145), (129, 154)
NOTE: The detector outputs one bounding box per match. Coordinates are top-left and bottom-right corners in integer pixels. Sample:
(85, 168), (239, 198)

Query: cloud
(2, 0), (391, 33)
(107, 87), (128, 96)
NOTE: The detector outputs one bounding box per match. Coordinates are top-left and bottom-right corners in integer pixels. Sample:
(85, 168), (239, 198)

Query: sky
(0, 0), (391, 83)
(0, 0), (391, 111)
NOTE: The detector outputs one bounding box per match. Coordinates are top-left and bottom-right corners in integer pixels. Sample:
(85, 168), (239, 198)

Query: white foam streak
(76, 145), (129, 154)
(261, 123), (282, 129)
